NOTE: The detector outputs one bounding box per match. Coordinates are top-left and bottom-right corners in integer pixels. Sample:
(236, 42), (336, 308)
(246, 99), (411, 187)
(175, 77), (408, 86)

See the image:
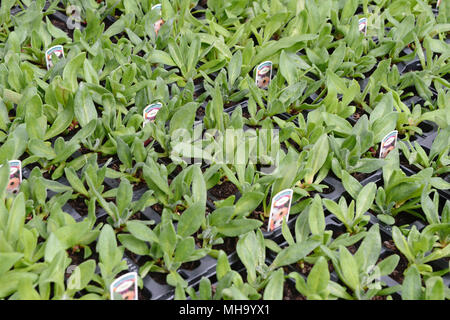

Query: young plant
(293, 133), (332, 192)
(323, 182), (377, 234)
(321, 224), (401, 300)
(19, 166), (72, 217)
(185, 250), (261, 300)
(235, 229), (295, 300)
(163, 35), (216, 86)
(421, 188), (450, 247)
(267, 195), (366, 269)
(342, 150), (450, 225)
(201, 50), (248, 106)
(235, 229), (278, 292)
(398, 127), (450, 176)
(89, 224), (129, 299)
(402, 265), (449, 300)
(64, 154), (111, 200)
(328, 115), (385, 179)
(142, 160), (206, 214)
(0, 190), (43, 298)
(199, 193), (263, 250)
(120, 208), (209, 292)
(385, 87), (447, 140)
(392, 225), (450, 277)
(288, 256), (334, 300)
(86, 175), (155, 229)
(272, 108), (334, 152)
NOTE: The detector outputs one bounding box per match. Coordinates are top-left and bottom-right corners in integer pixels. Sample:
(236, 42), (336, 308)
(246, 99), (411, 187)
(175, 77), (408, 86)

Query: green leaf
(63, 52), (86, 92)
(392, 226), (415, 263)
(6, 193), (26, 246)
(0, 271), (38, 299)
(28, 139), (56, 160)
(177, 202), (205, 238)
(216, 250), (231, 281)
(304, 134), (329, 184)
(323, 198), (345, 223)
(233, 191), (264, 218)
(263, 268), (284, 300)
(425, 277), (445, 300)
(96, 224), (121, 272)
(402, 265), (422, 300)
(216, 218), (262, 237)
(355, 182), (376, 218)
(377, 254), (399, 277)
(116, 178), (132, 215)
(272, 240), (320, 268)
(338, 246), (360, 292)
(236, 231), (259, 283)
(174, 237), (196, 263)
(308, 195), (325, 236)
(159, 213), (177, 257)
(228, 50), (242, 87)
(0, 252), (23, 276)
(169, 103), (198, 136)
(67, 260), (96, 291)
(118, 234), (149, 255)
(44, 106), (74, 140)
(307, 256), (329, 297)
(44, 233), (65, 262)
(126, 221), (159, 243)
(74, 84), (98, 128)
(341, 171), (363, 199)
(64, 167), (88, 197)
(279, 50), (298, 86)
(149, 49), (176, 66)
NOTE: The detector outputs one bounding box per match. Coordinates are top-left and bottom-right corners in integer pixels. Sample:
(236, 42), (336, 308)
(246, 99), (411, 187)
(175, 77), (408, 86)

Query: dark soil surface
(394, 212), (423, 226)
(208, 180), (239, 200)
(247, 208), (268, 232)
(181, 260), (201, 271)
(68, 197), (90, 216)
(50, 16), (73, 38)
(196, 106), (205, 118)
(383, 240), (409, 284)
(351, 107), (369, 121)
(149, 271), (168, 285)
(283, 279), (306, 300)
(124, 249), (140, 265)
(212, 237), (239, 256)
(151, 203), (164, 215)
(289, 258), (335, 277)
(352, 171), (374, 182)
(65, 243), (99, 279)
(399, 156), (421, 173)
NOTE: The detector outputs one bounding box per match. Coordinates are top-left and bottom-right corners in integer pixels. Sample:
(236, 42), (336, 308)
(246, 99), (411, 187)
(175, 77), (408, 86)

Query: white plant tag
(255, 61), (273, 89)
(379, 130), (398, 159)
(110, 272), (138, 300)
(143, 102), (162, 127)
(267, 188), (294, 232)
(45, 45), (65, 70)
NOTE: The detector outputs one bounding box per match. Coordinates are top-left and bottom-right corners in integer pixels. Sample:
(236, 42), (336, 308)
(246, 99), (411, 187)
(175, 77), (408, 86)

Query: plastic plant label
(358, 18), (368, 35)
(152, 4), (164, 36)
(45, 45), (65, 70)
(110, 272), (138, 300)
(379, 130), (398, 159)
(267, 188), (294, 232)
(3, 160), (22, 195)
(143, 102), (162, 127)
(255, 61), (273, 89)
